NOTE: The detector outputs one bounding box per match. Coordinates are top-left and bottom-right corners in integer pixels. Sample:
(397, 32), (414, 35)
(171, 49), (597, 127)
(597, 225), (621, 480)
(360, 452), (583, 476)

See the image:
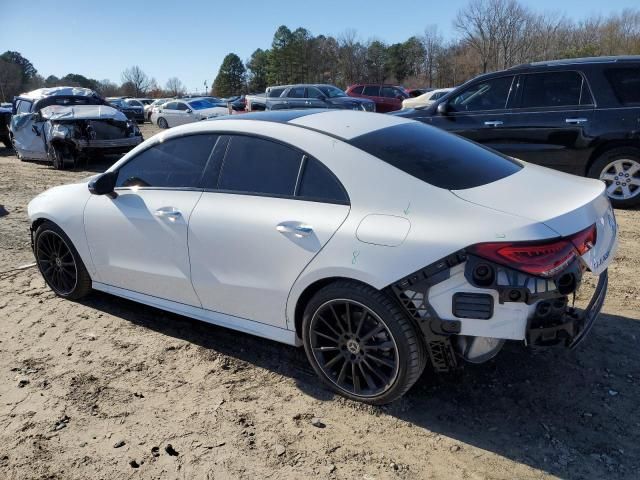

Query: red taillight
(467, 224), (597, 278)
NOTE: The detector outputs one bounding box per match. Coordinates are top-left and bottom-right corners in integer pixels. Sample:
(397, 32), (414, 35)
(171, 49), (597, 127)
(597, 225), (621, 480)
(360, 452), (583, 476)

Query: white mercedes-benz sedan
(28, 110), (618, 404)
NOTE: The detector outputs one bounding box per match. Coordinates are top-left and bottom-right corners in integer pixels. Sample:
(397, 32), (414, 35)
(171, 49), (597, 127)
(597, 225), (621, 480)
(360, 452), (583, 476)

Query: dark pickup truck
(394, 56), (640, 208)
(265, 84), (375, 112)
(0, 105), (11, 148)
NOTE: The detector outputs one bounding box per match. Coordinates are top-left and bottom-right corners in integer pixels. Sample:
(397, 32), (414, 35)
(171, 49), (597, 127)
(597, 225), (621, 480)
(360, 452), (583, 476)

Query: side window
(16, 100), (32, 114)
(307, 87), (324, 99)
(605, 68), (640, 105)
(115, 134), (218, 189)
(163, 102), (178, 110)
(218, 136), (303, 196)
(520, 72), (584, 108)
(287, 87), (305, 98)
(363, 85), (380, 96)
(381, 87), (397, 98)
(268, 88), (285, 98)
(449, 76), (514, 112)
(351, 86), (364, 95)
(297, 157), (348, 204)
(176, 102), (189, 111)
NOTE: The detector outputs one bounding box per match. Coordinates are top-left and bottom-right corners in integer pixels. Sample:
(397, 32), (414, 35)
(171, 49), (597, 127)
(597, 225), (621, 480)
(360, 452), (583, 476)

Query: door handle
(154, 207), (182, 222)
(484, 120), (504, 127)
(565, 118), (588, 125)
(276, 222), (313, 238)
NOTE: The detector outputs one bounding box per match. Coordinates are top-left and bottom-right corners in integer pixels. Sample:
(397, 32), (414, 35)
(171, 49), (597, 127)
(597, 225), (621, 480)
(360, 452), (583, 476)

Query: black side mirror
(437, 102), (449, 115)
(186, 108), (192, 113)
(88, 171), (118, 196)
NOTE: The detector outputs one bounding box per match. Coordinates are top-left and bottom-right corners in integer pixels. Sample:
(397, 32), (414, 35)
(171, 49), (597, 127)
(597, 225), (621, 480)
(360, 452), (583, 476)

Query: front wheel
(157, 117), (168, 129)
(34, 221), (92, 300)
(302, 281), (426, 405)
(588, 147), (640, 208)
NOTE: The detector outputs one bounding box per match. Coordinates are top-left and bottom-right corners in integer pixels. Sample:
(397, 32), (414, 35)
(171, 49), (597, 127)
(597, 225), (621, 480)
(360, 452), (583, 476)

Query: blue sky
(2, 0), (638, 93)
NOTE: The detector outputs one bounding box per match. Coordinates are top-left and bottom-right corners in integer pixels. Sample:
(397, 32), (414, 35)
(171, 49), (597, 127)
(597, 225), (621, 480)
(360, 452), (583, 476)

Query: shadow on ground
(79, 290), (640, 479)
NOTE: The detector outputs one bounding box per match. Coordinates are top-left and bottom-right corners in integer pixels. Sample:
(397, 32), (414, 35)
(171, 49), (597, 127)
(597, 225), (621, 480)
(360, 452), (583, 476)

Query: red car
(346, 84), (409, 112)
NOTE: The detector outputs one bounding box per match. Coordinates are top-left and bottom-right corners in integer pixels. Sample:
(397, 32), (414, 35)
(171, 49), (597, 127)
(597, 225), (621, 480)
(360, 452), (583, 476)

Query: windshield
(188, 99), (215, 110)
(126, 99), (143, 107)
(318, 86), (347, 98)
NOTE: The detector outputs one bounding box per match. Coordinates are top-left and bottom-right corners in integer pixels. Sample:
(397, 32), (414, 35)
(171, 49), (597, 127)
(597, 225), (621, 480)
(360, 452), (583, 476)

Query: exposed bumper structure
(526, 269), (608, 349)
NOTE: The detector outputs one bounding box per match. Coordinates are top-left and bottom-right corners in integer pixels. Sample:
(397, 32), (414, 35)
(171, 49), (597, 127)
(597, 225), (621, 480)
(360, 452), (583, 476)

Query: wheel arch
(292, 276), (381, 341)
(585, 140), (640, 176)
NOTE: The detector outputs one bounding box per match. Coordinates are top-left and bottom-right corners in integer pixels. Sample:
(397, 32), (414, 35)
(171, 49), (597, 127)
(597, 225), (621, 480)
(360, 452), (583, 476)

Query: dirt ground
(0, 122), (639, 480)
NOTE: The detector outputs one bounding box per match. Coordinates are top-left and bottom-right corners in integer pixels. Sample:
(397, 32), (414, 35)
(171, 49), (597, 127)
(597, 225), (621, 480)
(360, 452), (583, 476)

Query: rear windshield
(349, 122), (521, 190)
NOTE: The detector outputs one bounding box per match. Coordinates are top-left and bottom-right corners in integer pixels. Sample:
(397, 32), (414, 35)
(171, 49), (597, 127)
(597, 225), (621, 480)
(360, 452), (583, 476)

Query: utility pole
(204, 80), (208, 96)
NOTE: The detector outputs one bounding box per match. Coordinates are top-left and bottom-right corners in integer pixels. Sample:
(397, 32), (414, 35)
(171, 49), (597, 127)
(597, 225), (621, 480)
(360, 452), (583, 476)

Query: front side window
(449, 76), (514, 112)
(363, 85), (381, 97)
(318, 86), (347, 98)
(163, 102), (178, 110)
(605, 67), (640, 105)
(218, 136), (303, 196)
(351, 86), (364, 95)
(307, 87), (325, 99)
(268, 87), (285, 98)
(349, 122), (521, 190)
(16, 100), (32, 113)
(519, 71), (585, 108)
(115, 134), (218, 189)
(176, 102), (189, 111)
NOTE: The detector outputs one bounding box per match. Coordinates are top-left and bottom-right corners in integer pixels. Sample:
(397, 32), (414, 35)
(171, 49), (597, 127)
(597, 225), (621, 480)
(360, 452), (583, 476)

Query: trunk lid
(452, 162), (618, 274)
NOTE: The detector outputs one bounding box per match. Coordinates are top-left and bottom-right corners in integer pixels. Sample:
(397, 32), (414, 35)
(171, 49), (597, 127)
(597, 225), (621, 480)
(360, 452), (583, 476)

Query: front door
(188, 134), (350, 328)
(11, 99), (47, 160)
(84, 133), (220, 306)
(429, 75), (516, 149)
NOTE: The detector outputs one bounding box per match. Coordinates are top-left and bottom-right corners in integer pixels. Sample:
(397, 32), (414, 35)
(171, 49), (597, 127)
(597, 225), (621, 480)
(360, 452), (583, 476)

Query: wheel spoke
(344, 302), (352, 334)
(622, 185), (632, 198)
(313, 346), (339, 352)
(355, 312), (367, 337)
(313, 330), (340, 343)
(362, 358), (388, 383)
(361, 324), (385, 343)
(626, 163), (640, 176)
(601, 173), (616, 182)
(607, 183), (620, 195)
(351, 363), (361, 394)
(336, 360), (349, 385)
(366, 353), (395, 369)
(323, 354), (344, 370)
(318, 315), (341, 339)
(329, 304), (346, 333)
(365, 341), (394, 351)
(358, 363), (377, 390)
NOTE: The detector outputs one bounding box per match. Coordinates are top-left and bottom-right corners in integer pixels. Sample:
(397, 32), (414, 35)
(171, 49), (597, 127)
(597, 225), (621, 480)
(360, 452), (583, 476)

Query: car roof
(511, 55), (640, 69)
(17, 86), (98, 102)
(212, 109), (412, 140)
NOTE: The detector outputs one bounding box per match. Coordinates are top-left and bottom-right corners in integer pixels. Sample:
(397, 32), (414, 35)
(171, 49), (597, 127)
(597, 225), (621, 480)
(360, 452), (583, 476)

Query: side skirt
(92, 282), (300, 347)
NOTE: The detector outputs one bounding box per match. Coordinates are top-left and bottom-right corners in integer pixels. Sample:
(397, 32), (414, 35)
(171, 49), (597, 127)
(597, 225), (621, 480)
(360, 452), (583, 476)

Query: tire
(34, 221), (92, 300)
(302, 280), (426, 405)
(588, 147), (640, 209)
(157, 117), (168, 129)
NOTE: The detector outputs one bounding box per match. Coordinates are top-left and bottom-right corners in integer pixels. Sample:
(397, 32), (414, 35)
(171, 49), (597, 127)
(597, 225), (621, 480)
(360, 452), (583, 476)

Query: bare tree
(337, 29), (367, 85)
(165, 77), (185, 97)
(121, 66), (152, 97)
(422, 26), (443, 87)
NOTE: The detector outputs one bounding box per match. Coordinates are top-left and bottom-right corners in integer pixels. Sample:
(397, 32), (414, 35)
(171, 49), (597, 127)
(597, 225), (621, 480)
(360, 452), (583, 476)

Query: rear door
(284, 86), (307, 109)
(362, 85), (383, 111)
(174, 101), (193, 125)
(429, 75), (516, 147)
(498, 71), (595, 174)
(11, 100), (47, 160)
(188, 134), (350, 328)
(160, 102), (179, 127)
(380, 86), (406, 112)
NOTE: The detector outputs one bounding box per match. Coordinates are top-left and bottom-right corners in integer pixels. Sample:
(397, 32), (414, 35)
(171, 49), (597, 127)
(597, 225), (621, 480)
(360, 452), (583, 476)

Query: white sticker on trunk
(582, 206), (618, 275)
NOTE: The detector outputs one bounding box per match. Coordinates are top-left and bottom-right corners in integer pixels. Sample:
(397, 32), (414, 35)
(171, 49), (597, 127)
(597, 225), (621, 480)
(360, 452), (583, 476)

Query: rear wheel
(302, 281), (426, 405)
(49, 144), (76, 170)
(34, 221), (92, 300)
(157, 117), (168, 129)
(588, 147), (640, 208)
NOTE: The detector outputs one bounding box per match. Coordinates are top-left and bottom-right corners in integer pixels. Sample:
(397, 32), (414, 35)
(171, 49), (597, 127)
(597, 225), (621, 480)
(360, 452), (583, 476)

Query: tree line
(2, 0), (639, 102)
(212, 0), (640, 96)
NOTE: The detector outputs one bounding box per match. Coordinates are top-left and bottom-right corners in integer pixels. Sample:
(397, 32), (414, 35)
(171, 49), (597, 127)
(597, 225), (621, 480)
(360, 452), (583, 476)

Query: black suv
(395, 56), (640, 208)
(0, 104), (11, 148)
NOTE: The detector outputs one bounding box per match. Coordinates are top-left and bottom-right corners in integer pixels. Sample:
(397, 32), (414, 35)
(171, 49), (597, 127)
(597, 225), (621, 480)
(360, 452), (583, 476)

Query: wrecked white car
(10, 87), (143, 169)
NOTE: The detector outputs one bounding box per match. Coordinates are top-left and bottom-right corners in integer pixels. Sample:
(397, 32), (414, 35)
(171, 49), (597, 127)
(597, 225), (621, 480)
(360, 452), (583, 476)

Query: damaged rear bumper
(526, 269), (608, 349)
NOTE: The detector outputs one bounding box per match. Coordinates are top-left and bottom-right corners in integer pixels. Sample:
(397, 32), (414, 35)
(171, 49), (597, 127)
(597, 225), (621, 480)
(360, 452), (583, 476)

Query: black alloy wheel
(34, 221), (92, 299)
(302, 281), (426, 404)
(36, 230), (77, 295)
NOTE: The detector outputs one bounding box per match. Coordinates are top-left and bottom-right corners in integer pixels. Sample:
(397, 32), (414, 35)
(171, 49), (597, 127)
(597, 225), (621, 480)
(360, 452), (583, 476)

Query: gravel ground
(0, 123), (639, 479)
